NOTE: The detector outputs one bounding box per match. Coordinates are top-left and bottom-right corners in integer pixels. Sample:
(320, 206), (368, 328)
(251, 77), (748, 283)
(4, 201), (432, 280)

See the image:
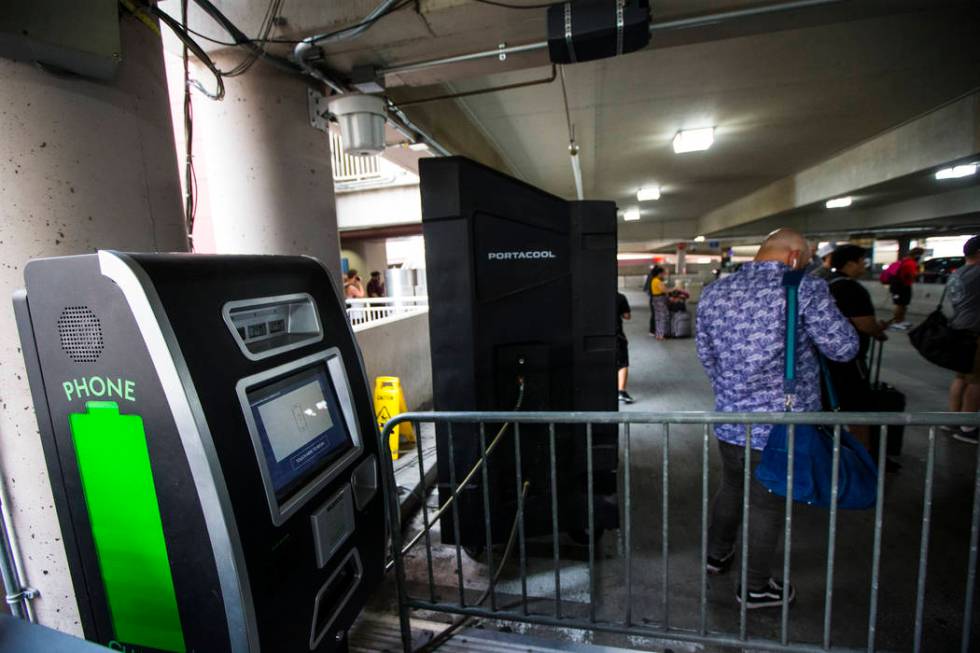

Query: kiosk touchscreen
(14, 252), (385, 653)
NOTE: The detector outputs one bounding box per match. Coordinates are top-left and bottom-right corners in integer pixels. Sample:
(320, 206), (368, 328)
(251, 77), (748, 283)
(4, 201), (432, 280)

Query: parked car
(919, 256), (965, 283)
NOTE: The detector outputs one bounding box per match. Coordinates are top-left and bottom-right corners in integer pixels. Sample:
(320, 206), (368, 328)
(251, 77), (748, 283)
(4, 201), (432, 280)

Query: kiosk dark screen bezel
(246, 363), (354, 504)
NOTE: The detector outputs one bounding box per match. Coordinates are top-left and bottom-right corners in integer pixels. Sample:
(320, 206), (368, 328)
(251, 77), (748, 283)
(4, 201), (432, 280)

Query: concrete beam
(618, 219), (698, 251)
(699, 92), (980, 236)
(337, 184), (422, 231)
(388, 86), (517, 175)
(806, 184), (980, 233)
(714, 184), (980, 239)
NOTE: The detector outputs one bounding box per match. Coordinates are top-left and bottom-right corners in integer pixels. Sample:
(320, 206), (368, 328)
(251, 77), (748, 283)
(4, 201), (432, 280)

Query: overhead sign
(683, 240), (722, 253)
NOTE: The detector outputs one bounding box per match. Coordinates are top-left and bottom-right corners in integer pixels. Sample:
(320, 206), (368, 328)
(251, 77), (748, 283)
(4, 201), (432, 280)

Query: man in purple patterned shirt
(696, 229), (858, 609)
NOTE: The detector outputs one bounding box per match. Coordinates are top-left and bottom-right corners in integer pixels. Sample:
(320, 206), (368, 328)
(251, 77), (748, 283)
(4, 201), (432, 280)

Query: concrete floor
(362, 289), (980, 652)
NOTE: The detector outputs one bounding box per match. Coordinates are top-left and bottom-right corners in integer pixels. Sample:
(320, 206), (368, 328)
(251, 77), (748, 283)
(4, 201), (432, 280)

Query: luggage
(867, 338), (905, 457)
(879, 260), (901, 284)
(670, 310), (691, 338)
(908, 289), (977, 373)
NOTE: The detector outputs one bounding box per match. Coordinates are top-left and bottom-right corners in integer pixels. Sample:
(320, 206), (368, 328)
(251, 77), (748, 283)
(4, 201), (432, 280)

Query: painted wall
(341, 248), (367, 278)
(342, 239), (387, 279)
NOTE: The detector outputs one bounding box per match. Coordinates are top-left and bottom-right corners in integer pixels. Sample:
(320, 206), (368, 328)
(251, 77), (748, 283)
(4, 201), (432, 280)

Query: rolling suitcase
(670, 310), (692, 338)
(867, 338), (905, 457)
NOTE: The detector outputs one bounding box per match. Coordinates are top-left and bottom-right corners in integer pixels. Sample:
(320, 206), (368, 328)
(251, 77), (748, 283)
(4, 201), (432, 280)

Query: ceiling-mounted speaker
(57, 306), (104, 363)
(547, 0), (650, 65)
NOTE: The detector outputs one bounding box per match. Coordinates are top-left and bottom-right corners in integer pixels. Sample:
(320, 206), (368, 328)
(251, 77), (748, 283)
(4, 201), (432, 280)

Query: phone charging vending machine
(13, 252), (385, 653)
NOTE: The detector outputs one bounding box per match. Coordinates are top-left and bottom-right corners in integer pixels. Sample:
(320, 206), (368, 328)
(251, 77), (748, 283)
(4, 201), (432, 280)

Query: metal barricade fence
(378, 411), (980, 653)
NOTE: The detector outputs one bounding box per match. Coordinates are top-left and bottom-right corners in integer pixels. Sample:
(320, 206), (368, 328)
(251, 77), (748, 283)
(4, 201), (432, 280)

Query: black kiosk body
(420, 157), (619, 550)
(13, 252), (384, 653)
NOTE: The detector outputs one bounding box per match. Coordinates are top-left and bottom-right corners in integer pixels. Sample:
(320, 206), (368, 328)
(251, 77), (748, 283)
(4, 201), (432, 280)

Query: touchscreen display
(247, 364), (353, 502)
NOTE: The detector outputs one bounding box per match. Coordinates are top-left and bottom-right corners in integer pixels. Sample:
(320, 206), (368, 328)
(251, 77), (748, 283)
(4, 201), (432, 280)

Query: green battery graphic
(69, 401), (186, 653)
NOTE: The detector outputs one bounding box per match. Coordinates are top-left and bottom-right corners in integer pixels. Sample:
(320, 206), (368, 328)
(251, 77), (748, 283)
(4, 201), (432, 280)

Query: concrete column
(0, 16), (187, 633)
(676, 246), (687, 275)
(898, 236), (911, 258)
(193, 57), (342, 280)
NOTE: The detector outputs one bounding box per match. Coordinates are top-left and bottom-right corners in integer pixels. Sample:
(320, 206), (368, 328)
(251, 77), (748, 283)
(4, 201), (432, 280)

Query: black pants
(708, 439), (784, 589)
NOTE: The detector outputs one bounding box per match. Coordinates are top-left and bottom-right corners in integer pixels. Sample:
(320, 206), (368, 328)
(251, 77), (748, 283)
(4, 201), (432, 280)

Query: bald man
(696, 228), (858, 609)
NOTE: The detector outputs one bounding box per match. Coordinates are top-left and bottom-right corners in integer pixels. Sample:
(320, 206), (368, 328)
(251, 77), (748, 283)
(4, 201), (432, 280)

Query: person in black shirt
(366, 271), (386, 298)
(617, 292), (635, 403)
(825, 244), (889, 448)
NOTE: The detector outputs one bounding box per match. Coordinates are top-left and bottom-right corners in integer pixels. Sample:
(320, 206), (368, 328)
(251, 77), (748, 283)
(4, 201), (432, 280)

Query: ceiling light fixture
(408, 142), (430, 152)
(694, 235), (706, 242)
(673, 127), (714, 154)
(825, 196), (853, 209)
(637, 186), (661, 201)
(623, 208), (641, 222)
(935, 164), (977, 180)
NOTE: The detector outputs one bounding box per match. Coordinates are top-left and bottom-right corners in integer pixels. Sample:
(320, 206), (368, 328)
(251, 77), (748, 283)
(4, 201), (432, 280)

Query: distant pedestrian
(944, 236), (980, 445)
(649, 266), (668, 340)
(883, 247), (924, 329)
(644, 265), (657, 334)
(344, 269), (365, 299)
(616, 292), (634, 404)
(808, 242), (837, 280)
(367, 271), (386, 298)
(696, 228), (858, 610)
(824, 244), (889, 452)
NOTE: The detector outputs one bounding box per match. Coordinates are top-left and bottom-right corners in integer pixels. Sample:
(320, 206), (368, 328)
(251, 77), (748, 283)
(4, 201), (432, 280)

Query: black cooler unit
(420, 156), (619, 552)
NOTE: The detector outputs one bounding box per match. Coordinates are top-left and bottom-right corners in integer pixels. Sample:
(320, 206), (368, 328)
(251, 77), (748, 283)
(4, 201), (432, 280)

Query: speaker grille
(57, 306), (104, 363)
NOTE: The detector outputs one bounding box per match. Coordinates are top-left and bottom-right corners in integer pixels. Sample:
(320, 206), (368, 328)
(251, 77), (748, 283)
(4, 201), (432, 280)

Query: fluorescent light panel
(673, 127), (714, 154)
(694, 235), (706, 242)
(623, 208), (641, 221)
(936, 164), (977, 180)
(825, 196), (852, 209)
(408, 142), (429, 151)
(637, 186), (660, 201)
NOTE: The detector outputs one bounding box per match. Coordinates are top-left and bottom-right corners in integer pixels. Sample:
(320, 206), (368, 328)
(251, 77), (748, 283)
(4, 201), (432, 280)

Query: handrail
(381, 410), (980, 427)
(346, 295), (428, 329)
(345, 296), (427, 306)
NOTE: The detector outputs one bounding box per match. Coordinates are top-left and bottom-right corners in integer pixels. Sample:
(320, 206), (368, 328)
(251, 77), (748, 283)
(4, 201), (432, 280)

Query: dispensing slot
(309, 550), (362, 649)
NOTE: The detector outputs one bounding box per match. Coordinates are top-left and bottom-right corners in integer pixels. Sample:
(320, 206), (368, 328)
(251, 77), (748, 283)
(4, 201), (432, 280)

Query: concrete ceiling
(174, 0), (980, 246)
(429, 8), (980, 242)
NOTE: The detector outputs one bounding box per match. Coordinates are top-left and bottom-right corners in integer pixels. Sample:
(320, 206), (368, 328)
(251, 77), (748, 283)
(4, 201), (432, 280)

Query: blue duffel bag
(756, 423), (877, 510)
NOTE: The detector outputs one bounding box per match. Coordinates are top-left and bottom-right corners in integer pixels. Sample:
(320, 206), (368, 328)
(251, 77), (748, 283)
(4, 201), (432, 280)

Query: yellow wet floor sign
(375, 376), (415, 460)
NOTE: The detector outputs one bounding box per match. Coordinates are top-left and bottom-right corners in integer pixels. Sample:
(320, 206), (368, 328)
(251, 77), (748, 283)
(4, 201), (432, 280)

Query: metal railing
(379, 410), (980, 653)
(331, 130), (382, 182)
(346, 296), (428, 329)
